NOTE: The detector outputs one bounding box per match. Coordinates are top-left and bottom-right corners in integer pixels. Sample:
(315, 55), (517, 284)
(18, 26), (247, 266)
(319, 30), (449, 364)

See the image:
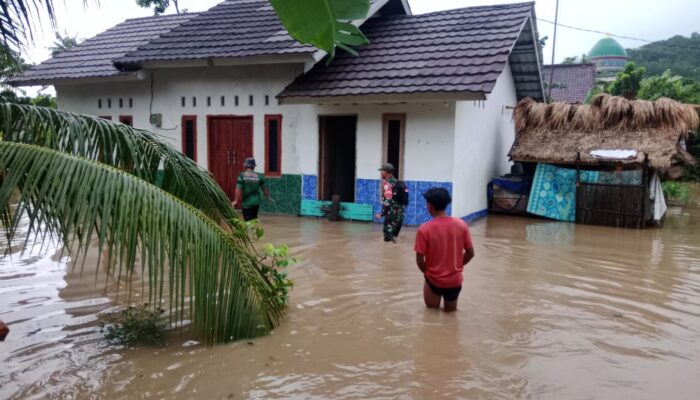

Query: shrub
(101, 304), (167, 346)
(662, 181), (690, 204)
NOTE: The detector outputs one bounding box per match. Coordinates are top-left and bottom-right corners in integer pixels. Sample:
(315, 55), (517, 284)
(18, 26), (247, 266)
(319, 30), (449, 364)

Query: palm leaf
(0, 141), (285, 344)
(0, 103), (246, 240)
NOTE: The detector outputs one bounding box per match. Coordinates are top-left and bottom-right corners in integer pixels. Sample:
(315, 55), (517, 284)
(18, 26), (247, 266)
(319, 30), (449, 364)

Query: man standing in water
(414, 188), (474, 312)
(233, 157), (271, 221)
(376, 163), (406, 242)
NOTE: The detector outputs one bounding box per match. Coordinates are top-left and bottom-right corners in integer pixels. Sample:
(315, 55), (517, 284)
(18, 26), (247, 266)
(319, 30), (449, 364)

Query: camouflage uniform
(381, 177), (404, 242)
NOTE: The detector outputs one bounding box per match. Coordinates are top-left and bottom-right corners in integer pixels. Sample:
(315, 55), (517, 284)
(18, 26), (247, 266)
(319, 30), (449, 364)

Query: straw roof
(510, 94), (700, 168)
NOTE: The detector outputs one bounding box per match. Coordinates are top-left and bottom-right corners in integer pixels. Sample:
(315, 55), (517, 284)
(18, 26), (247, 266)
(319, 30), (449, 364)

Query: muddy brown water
(2, 209), (700, 399)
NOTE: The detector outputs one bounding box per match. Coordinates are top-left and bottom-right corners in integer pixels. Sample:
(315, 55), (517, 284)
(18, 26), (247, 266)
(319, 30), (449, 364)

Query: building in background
(542, 63), (596, 104)
(588, 37), (629, 82)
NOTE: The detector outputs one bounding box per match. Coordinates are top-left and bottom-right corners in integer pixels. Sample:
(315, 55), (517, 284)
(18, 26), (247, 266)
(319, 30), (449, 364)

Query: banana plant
(269, 0), (370, 58)
(0, 103), (288, 345)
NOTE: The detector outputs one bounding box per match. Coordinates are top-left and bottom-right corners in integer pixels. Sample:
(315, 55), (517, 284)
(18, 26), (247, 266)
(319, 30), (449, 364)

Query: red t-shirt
(414, 217), (473, 288)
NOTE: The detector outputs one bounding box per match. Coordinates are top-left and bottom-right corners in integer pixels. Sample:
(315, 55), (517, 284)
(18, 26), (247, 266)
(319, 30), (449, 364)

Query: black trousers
(242, 205), (260, 221)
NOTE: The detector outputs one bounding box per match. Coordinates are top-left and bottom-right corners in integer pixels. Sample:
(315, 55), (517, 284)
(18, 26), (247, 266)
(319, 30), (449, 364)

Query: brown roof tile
(8, 13), (196, 86)
(279, 2), (536, 100)
(542, 63), (597, 104)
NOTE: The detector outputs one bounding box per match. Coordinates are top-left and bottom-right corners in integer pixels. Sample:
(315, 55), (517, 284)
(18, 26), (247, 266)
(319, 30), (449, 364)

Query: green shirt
(236, 171), (265, 209)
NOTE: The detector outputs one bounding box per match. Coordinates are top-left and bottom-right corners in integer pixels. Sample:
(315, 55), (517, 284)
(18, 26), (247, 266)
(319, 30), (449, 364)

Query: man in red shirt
(414, 188), (475, 312)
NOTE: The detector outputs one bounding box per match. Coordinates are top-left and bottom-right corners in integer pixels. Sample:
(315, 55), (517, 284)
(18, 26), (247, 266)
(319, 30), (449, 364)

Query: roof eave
(278, 91), (486, 105)
(6, 73), (141, 87)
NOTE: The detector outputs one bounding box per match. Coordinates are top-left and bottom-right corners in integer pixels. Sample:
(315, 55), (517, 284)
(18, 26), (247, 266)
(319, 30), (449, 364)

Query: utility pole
(547, 0), (560, 102)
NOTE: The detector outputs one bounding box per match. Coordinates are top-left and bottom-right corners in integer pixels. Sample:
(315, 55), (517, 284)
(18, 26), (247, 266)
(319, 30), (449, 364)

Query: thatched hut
(509, 94), (699, 228)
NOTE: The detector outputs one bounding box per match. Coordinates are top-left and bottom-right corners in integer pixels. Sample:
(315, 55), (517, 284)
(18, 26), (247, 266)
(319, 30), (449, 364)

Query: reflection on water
(2, 209), (700, 399)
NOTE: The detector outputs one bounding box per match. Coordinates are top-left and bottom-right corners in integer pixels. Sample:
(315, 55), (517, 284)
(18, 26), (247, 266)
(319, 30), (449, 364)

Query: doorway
(319, 115), (357, 202)
(383, 114), (405, 179)
(207, 116), (253, 200)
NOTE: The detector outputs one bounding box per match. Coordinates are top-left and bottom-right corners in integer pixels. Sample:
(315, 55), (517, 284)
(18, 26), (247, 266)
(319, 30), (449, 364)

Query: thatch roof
(510, 94), (700, 168)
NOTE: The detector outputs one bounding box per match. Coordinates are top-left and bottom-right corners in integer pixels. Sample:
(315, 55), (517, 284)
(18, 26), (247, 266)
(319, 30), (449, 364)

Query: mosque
(587, 37), (630, 82)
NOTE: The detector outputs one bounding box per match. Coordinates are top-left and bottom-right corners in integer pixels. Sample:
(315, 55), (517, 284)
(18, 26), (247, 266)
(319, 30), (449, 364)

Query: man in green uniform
(233, 158), (270, 221)
(375, 163), (406, 243)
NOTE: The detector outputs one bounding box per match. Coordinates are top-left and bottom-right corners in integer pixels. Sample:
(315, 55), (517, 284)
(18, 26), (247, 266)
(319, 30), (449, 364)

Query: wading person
(414, 188), (474, 312)
(375, 163), (408, 242)
(233, 158), (271, 221)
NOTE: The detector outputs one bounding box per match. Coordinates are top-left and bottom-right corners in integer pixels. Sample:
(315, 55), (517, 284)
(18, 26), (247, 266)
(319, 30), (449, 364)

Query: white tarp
(590, 149), (638, 159)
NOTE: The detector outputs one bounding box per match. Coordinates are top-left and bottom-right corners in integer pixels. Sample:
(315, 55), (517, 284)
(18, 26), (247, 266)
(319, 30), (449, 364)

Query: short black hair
(422, 187), (452, 211)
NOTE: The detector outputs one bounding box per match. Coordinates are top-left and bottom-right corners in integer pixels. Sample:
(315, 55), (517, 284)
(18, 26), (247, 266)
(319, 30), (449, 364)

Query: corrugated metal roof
(8, 13), (196, 86)
(542, 64), (597, 104)
(279, 2), (540, 101)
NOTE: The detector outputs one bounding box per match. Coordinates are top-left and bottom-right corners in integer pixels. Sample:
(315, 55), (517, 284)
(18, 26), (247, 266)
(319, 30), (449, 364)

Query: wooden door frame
(206, 114), (254, 174)
(118, 115), (133, 126)
(181, 115), (197, 162)
(382, 113), (406, 180)
(264, 114), (283, 177)
(318, 114), (358, 201)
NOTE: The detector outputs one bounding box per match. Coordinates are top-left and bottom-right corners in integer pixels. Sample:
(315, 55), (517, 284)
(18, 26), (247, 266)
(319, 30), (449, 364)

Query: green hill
(627, 33), (700, 81)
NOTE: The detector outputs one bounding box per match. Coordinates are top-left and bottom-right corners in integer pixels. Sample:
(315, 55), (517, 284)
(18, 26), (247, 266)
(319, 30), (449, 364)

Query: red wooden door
(208, 116), (253, 200)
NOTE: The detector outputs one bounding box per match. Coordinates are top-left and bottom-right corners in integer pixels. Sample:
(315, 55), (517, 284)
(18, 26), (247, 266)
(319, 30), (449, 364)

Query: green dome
(588, 37), (628, 58)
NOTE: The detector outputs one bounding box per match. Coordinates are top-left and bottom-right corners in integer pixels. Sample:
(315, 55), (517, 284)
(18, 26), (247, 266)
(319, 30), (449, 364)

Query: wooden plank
(300, 200), (374, 222)
(339, 202), (374, 221)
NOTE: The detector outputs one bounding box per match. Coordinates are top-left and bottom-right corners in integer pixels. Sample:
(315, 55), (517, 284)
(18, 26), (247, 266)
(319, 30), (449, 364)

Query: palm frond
(0, 103), (245, 239)
(0, 141), (285, 344)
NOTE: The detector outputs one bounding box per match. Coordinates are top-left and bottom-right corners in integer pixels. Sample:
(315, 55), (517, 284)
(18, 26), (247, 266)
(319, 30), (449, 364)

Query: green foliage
(49, 32), (79, 56)
(269, 0), (370, 58)
(561, 54), (589, 65)
(584, 85), (604, 104)
(606, 62), (646, 99)
(102, 304), (167, 346)
(136, 0), (180, 15)
(662, 181), (690, 204)
(0, 104), (293, 345)
(637, 70), (700, 103)
(627, 33), (700, 82)
(0, 90), (56, 107)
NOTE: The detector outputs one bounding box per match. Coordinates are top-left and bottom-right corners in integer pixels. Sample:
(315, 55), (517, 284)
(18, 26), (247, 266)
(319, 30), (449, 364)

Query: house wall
(56, 63), (516, 225)
(56, 64), (310, 174)
(297, 102), (456, 225)
(452, 62), (518, 220)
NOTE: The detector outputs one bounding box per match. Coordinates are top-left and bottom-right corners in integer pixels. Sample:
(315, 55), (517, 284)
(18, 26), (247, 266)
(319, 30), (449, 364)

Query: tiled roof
(542, 63), (596, 104)
(279, 2), (539, 100)
(116, 0), (389, 67)
(8, 13), (195, 86)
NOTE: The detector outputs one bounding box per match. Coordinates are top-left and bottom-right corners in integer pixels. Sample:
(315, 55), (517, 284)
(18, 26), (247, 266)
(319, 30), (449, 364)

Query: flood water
(2, 209), (700, 399)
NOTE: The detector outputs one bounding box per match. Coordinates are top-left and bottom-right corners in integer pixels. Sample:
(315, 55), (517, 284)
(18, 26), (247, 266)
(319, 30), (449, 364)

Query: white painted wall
(57, 63), (313, 175)
(57, 61), (520, 217)
(452, 62), (518, 218)
(294, 102), (456, 181)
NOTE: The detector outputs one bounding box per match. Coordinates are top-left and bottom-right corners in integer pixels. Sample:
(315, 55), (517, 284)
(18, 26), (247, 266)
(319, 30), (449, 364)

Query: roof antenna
(547, 0), (560, 102)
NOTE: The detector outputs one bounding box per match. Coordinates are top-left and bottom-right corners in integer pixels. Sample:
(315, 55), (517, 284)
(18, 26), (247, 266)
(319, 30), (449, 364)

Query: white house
(11, 0), (545, 225)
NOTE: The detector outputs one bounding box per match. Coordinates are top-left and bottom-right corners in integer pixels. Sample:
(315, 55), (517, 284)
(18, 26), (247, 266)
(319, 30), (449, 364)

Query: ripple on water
(3, 211), (700, 399)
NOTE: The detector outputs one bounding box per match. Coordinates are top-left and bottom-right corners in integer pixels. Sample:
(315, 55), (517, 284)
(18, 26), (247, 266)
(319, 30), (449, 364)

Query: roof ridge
(544, 63), (596, 68)
(123, 12), (198, 22)
(395, 1), (534, 19)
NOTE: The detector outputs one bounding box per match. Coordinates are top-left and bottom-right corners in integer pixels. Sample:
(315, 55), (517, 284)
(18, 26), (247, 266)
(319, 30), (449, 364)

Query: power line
(537, 18), (700, 51)
(538, 18), (656, 43)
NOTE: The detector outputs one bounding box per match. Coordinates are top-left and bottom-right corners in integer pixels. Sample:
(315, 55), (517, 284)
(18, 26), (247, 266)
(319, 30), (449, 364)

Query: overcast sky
(21, 0), (700, 93)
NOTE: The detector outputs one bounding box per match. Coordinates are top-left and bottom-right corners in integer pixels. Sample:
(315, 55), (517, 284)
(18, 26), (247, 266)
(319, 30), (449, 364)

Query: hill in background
(627, 33), (700, 81)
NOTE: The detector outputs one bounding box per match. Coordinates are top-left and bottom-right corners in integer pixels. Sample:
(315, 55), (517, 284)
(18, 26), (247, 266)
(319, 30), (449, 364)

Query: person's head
(422, 187), (452, 216)
(378, 163), (395, 180)
(244, 157), (256, 170)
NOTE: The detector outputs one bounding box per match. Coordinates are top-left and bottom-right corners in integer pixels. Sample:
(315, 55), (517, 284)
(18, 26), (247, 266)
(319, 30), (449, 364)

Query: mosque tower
(587, 37), (629, 82)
